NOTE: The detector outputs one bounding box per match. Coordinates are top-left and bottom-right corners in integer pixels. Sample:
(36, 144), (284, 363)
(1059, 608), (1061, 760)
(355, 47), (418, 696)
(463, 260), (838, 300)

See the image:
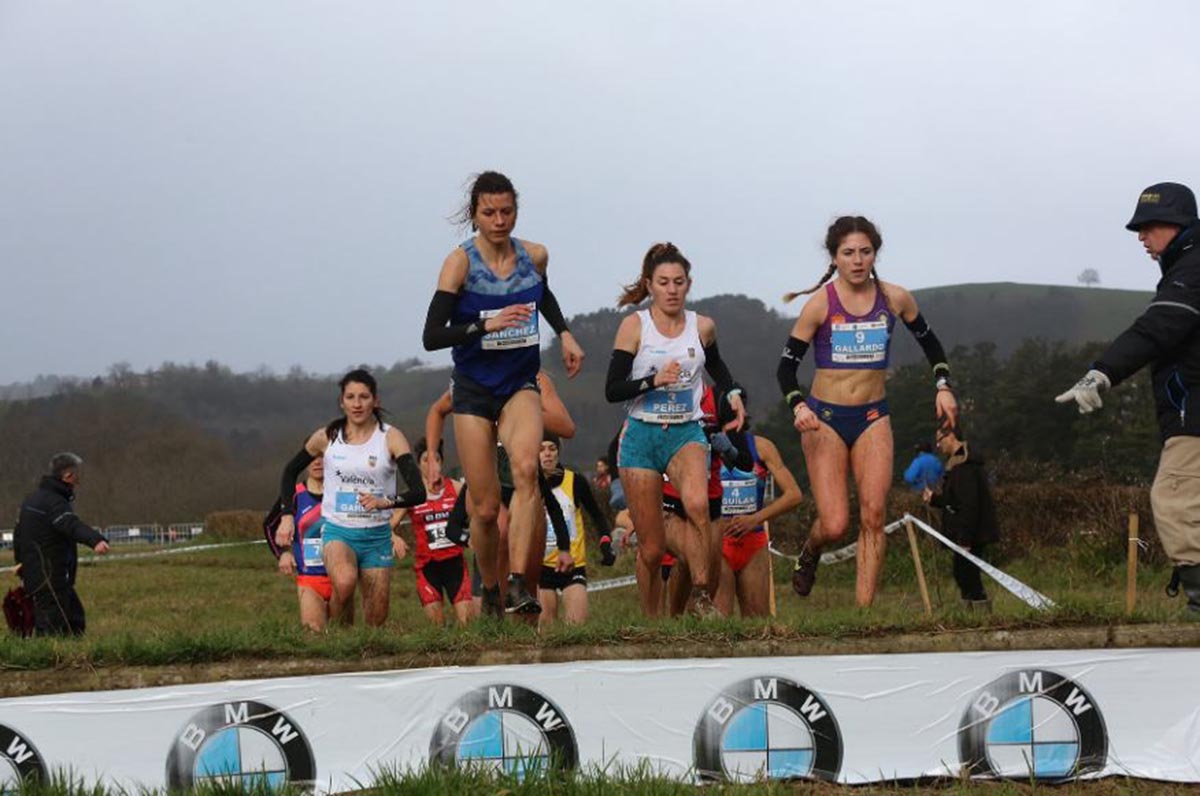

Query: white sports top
(627, 309), (706, 423)
(321, 424), (396, 528)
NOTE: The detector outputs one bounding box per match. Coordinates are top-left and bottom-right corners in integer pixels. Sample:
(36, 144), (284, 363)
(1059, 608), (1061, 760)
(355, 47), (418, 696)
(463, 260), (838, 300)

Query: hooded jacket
(928, 443), (1000, 548)
(1095, 224), (1200, 440)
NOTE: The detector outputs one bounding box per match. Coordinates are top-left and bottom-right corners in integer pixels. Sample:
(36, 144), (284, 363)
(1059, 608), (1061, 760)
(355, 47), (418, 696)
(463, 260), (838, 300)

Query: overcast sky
(2, 1), (1197, 383)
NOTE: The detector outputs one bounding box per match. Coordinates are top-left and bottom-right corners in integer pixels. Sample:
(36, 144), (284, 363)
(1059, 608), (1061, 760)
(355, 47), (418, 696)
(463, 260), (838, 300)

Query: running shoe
(791, 545), (819, 597)
(481, 585), (504, 619)
(505, 574), (542, 615)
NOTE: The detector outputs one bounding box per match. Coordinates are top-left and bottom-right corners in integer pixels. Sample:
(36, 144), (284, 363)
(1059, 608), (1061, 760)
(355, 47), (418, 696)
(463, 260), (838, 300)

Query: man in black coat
(1057, 182), (1200, 617)
(13, 453), (110, 635)
(923, 426), (999, 609)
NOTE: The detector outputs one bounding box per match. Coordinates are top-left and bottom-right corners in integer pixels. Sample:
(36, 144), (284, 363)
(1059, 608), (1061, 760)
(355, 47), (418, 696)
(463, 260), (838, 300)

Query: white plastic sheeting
(0, 648), (1196, 791)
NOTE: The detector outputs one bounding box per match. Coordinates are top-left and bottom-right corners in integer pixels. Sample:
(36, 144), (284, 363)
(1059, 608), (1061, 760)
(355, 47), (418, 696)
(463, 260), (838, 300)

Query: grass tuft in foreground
(9, 763), (1200, 796)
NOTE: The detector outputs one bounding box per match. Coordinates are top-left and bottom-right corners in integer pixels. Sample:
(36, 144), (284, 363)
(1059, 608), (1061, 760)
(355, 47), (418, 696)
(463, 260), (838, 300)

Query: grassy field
(16, 763), (1200, 796)
(0, 527), (1194, 680)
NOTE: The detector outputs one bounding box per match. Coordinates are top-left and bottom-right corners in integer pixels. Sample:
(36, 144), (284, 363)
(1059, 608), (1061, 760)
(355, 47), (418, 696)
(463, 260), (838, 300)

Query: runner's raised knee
(821, 515), (850, 542)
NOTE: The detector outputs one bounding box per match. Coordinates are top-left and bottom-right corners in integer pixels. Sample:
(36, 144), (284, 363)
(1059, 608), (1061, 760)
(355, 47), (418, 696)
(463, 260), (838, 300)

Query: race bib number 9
(721, 476), (758, 516)
(830, 318), (889, 364)
(480, 303), (539, 350)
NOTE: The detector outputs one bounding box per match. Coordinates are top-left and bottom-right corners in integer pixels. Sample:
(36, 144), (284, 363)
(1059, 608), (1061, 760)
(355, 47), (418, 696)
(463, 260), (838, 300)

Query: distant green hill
(0, 283), (1153, 523)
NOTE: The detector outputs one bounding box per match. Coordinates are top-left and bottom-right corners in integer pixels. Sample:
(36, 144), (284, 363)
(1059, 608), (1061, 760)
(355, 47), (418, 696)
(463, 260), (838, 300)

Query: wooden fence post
(905, 517), (933, 617)
(1126, 511), (1139, 616)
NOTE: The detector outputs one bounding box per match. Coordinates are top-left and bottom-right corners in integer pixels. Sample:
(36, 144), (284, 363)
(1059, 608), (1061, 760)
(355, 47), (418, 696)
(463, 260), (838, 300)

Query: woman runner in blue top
(423, 171), (585, 618)
(776, 216), (957, 607)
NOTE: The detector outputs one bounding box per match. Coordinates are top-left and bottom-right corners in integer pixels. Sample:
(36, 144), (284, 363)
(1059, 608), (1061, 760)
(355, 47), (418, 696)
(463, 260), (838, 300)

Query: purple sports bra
(812, 282), (896, 370)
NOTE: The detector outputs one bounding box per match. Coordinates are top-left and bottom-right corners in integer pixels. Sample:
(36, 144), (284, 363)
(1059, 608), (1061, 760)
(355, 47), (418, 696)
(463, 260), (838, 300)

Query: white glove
(1055, 369), (1111, 414)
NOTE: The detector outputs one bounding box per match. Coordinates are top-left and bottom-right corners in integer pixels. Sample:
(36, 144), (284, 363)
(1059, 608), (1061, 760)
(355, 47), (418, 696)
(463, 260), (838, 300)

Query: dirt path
(2, 622), (1196, 698)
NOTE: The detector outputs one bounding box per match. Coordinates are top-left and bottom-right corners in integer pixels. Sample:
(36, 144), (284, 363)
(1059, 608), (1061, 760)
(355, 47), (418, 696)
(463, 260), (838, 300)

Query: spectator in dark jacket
(922, 427), (998, 609)
(1056, 182), (1200, 616)
(13, 453), (110, 635)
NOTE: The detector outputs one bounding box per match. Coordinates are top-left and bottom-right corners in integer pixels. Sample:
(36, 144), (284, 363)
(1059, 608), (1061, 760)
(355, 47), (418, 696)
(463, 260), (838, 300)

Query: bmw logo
(959, 669), (1108, 780)
(165, 701), (316, 791)
(430, 684), (578, 779)
(694, 676), (842, 783)
(0, 724), (46, 787)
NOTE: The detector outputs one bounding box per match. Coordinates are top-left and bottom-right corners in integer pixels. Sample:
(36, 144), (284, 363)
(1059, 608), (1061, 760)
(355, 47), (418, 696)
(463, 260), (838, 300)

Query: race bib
(830, 318), (889, 364)
(721, 474), (759, 516)
(545, 508), (578, 548)
(641, 385), (696, 423)
(480, 303), (539, 350)
(425, 520), (455, 551)
(334, 490), (382, 518)
(301, 531), (325, 568)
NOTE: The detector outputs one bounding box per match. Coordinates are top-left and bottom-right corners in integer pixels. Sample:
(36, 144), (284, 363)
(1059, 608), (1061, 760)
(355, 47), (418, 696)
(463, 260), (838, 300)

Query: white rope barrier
(902, 513), (1055, 611)
(0, 540), (265, 574)
(768, 518), (907, 565)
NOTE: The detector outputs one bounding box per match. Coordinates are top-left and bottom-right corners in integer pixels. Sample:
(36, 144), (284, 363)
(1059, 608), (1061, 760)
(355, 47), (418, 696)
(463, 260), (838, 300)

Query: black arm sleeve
(279, 447), (315, 515)
(1094, 278), (1200, 385)
(444, 486), (470, 546)
(422, 290), (488, 351)
(702, 340), (737, 393)
(606, 349), (656, 403)
(390, 453), (427, 509)
(572, 476), (611, 538)
(904, 314), (950, 378)
(263, 502), (286, 559)
(540, 470), (571, 552)
(776, 337), (809, 408)
(539, 281), (570, 335)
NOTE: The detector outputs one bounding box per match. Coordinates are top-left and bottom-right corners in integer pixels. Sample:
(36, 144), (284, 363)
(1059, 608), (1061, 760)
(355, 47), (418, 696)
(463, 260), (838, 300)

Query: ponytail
(617, 278), (650, 307)
(783, 263), (836, 304)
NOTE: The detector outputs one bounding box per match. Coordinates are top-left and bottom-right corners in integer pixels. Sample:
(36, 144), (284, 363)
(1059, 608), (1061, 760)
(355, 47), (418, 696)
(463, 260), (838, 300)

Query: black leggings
(952, 544), (988, 602)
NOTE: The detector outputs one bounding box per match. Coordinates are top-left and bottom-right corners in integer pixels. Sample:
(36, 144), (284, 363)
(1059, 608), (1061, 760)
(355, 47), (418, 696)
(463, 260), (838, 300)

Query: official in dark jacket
(13, 453), (110, 635)
(1056, 182), (1200, 617)
(923, 427), (999, 608)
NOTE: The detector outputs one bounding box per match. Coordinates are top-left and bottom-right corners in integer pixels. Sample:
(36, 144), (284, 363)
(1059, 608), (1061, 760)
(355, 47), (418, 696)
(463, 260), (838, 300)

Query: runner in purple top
(776, 216), (958, 607)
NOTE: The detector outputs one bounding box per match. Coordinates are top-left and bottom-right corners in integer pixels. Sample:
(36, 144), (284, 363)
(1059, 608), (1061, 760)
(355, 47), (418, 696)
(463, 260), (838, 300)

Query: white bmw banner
(0, 648), (1196, 790)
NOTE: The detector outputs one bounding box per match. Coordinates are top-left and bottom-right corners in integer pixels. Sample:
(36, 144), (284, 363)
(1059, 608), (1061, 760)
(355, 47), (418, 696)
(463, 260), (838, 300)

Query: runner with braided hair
(777, 216), (957, 607)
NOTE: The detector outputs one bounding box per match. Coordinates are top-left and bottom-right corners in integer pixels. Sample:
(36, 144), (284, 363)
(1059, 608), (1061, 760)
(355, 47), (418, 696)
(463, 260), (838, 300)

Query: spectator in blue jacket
(903, 442), (944, 491)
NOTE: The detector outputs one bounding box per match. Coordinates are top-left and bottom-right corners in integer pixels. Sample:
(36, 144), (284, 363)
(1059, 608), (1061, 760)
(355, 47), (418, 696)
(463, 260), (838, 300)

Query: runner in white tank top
(605, 242), (746, 619)
(628, 309), (706, 424)
(322, 425), (397, 528)
(274, 369), (425, 628)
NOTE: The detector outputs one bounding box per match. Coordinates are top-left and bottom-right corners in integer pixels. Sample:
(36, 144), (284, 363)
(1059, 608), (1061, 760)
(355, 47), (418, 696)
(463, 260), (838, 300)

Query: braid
(870, 267), (893, 313)
(783, 263), (836, 303)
